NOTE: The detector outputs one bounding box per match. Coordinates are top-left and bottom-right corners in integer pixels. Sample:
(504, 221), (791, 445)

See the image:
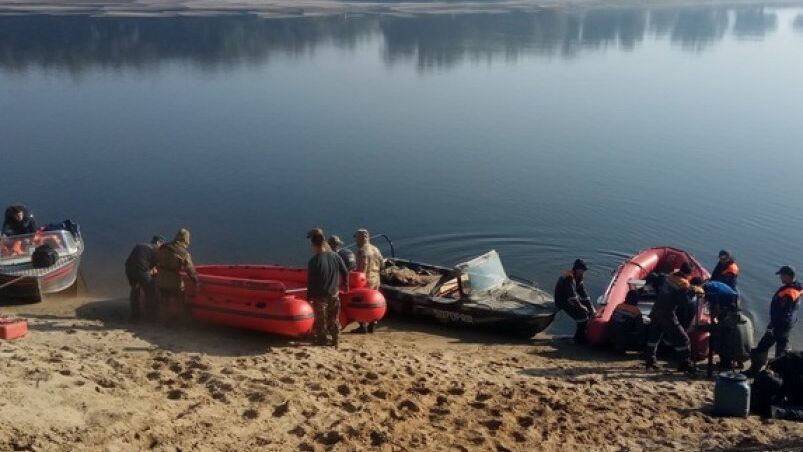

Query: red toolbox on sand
(0, 317), (28, 340)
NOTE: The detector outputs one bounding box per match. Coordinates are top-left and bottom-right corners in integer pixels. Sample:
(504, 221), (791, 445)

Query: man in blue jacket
(746, 266), (802, 377)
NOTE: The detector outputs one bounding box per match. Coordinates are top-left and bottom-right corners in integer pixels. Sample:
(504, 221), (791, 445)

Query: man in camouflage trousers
(155, 228), (199, 325)
(307, 228), (350, 347)
(355, 228), (384, 334)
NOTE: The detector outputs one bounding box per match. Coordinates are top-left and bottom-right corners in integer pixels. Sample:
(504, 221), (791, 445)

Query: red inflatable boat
(586, 247), (711, 361)
(186, 265), (386, 337)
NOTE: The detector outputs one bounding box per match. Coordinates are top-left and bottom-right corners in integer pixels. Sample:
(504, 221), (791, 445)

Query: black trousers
(754, 326), (791, 359)
(126, 268), (155, 320)
(646, 312), (691, 362)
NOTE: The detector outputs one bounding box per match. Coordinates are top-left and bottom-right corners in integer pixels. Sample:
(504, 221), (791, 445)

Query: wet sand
(0, 0), (801, 17)
(1, 295), (802, 451)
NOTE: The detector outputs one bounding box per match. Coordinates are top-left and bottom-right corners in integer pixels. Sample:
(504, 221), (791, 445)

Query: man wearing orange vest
(746, 266), (802, 377)
(711, 249), (739, 289)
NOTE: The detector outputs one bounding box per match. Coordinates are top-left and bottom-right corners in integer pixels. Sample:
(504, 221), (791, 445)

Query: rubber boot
(573, 321), (588, 345)
(357, 323), (368, 334)
(645, 355), (659, 371)
(744, 349), (769, 378)
(367, 321), (376, 334)
(678, 360), (699, 376)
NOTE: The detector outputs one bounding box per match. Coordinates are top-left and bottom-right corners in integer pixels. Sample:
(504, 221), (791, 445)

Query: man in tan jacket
(355, 228), (383, 333)
(156, 228), (199, 325)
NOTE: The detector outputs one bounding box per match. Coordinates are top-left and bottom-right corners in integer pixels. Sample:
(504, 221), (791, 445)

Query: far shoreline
(0, 0), (801, 18)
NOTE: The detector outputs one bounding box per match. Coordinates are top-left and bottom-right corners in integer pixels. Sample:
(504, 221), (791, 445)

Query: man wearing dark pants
(307, 229), (349, 347)
(644, 262), (702, 374)
(746, 266), (802, 377)
(124, 235), (164, 322)
(554, 259), (595, 344)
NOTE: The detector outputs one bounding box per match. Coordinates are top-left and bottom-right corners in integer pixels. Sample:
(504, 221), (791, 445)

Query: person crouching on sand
(307, 228), (349, 347)
(155, 228), (199, 325)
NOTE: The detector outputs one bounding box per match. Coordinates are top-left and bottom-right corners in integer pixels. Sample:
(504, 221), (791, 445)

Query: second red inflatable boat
(586, 247), (712, 360)
(186, 265), (386, 337)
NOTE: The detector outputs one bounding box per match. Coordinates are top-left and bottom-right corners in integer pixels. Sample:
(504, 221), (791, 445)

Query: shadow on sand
(63, 298), (310, 356)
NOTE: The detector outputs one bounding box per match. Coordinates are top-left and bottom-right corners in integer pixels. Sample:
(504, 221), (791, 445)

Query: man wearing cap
(307, 228), (350, 347)
(746, 266), (802, 376)
(554, 259), (595, 344)
(124, 235), (165, 322)
(355, 229), (384, 333)
(711, 250), (740, 289)
(328, 235), (356, 271)
(156, 228), (199, 325)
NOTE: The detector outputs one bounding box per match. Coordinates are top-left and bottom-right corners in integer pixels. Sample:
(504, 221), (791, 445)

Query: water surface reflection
(0, 5), (794, 74)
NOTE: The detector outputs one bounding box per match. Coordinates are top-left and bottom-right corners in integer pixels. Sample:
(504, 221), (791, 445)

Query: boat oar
(0, 275), (28, 290)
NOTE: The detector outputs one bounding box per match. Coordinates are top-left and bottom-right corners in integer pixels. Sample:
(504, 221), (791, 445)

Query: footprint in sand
(166, 389), (185, 400)
(242, 408), (259, 420)
(516, 416), (534, 428)
(370, 431), (388, 446)
(511, 431), (527, 443)
(409, 385), (432, 396)
(315, 431), (342, 446)
(247, 392), (266, 403)
(336, 384), (351, 396)
(398, 399), (420, 413)
(371, 390), (388, 399)
(273, 401), (290, 417)
(341, 401), (359, 413)
(475, 392), (493, 402)
(447, 386), (465, 396)
(482, 419), (503, 431)
(288, 425), (306, 438)
(168, 361), (183, 373)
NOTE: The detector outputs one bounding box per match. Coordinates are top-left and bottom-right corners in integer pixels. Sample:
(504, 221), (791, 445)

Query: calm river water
(2, 4), (803, 341)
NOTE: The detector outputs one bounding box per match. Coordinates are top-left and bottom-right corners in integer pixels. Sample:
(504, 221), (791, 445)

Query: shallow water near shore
(3, 3), (803, 344)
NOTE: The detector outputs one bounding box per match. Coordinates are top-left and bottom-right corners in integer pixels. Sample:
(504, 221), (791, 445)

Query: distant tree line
(0, 6), (788, 74)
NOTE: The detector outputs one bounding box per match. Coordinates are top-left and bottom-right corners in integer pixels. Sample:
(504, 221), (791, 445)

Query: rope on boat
(285, 288), (307, 294)
(0, 276), (28, 290)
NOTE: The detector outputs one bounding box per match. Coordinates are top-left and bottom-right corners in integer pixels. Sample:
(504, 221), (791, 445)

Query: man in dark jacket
(554, 259), (595, 344)
(308, 229), (349, 347)
(125, 235), (165, 322)
(155, 229), (199, 325)
(644, 262), (701, 374)
(2, 206), (37, 237)
(711, 249), (739, 289)
(327, 235), (356, 271)
(746, 266), (802, 377)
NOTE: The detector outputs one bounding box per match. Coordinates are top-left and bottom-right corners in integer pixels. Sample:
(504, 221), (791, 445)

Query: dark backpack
(32, 244), (58, 268)
(751, 370), (784, 417)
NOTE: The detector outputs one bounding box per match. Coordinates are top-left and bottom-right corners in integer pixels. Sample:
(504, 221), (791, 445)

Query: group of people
(553, 250), (801, 377)
(124, 229), (199, 324)
(123, 227), (385, 346)
(305, 228), (384, 347)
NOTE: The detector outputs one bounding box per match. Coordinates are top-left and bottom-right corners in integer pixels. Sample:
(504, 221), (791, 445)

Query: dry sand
(0, 294), (802, 451)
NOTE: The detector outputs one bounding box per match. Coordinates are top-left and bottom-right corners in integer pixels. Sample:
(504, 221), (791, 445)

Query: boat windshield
(456, 250), (509, 294)
(0, 231), (78, 265)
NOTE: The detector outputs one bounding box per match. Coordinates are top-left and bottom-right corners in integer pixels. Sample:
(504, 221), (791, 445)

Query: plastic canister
(713, 371), (751, 417)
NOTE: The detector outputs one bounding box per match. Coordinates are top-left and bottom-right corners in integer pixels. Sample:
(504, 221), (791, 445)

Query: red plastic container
(0, 317), (28, 340)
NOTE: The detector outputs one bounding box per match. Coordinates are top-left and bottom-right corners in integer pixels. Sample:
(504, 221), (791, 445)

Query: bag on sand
(32, 244), (58, 268)
(718, 312), (754, 364)
(751, 370), (784, 416)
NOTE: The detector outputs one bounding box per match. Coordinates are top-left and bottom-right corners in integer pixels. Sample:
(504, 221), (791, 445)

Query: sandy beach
(0, 294), (800, 451)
